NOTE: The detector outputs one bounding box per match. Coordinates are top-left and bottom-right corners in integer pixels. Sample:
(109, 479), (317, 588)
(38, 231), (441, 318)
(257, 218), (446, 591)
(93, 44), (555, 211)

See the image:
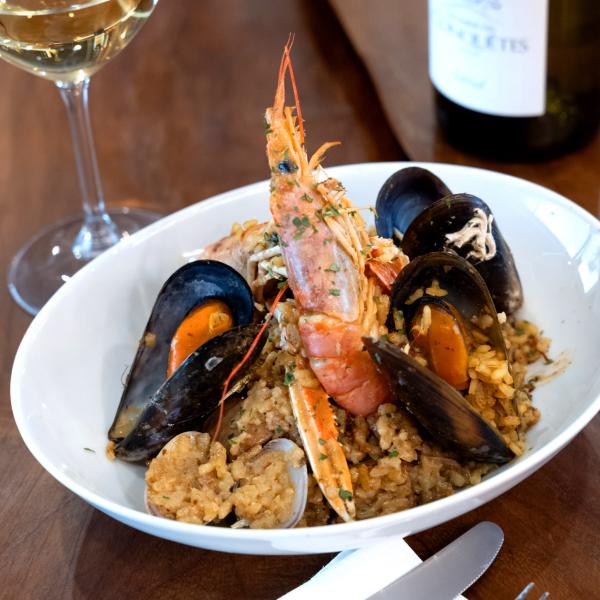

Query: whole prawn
(265, 42), (391, 416)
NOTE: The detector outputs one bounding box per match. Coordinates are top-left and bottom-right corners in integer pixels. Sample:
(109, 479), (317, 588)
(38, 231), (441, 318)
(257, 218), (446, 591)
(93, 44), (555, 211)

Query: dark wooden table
(1, 1), (598, 599)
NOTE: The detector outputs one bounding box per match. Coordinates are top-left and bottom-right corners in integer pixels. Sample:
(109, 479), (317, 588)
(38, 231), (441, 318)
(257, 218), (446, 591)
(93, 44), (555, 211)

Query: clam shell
(260, 438), (308, 529)
(145, 435), (308, 529)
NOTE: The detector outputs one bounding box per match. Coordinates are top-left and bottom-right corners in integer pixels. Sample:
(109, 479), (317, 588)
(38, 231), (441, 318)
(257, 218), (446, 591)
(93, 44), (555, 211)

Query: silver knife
(366, 521), (504, 600)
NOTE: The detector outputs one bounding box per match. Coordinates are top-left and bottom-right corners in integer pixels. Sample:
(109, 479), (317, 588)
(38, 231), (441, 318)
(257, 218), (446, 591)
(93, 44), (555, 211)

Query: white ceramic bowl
(11, 162), (600, 555)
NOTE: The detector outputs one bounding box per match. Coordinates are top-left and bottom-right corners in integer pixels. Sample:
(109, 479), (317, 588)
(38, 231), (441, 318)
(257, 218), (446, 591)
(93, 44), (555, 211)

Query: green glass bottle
(429, 0), (600, 160)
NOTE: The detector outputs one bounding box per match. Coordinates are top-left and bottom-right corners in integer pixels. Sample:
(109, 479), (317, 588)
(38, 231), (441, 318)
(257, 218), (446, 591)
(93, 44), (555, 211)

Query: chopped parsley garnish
(283, 364), (296, 386)
(292, 215), (311, 239)
(162, 495), (170, 500)
(275, 425), (284, 435)
(515, 327), (525, 335)
(325, 263), (340, 272)
(322, 204), (341, 218)
(338, 488), (353, 501)
(319, 453), (328, 461)
(389, 449), (399, 458)
(300, 193), (313, 203)
(83, 447), (95, 453)
(329, 288), (341, 296)
(318, 438), (326, 445)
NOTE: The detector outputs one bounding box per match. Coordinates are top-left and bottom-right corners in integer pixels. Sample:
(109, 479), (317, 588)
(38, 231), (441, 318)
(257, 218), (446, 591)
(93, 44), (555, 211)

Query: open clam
(252, 438), (308, 529)
(145, 432), (308, 529)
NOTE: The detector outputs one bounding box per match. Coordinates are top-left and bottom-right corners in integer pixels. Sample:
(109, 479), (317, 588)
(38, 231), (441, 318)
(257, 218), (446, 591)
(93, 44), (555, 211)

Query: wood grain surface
(1, 1), (598, 599)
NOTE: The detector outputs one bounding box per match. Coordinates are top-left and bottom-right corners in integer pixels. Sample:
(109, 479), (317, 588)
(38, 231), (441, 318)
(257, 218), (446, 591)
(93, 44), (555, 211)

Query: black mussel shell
(114, 323), (268, 462)
(375, 167), (451, 241)
(401, 194), (522, 314)
(364, 338), (514, 463)
(109, 260), (254, 443)
(388, 251), (507, 353)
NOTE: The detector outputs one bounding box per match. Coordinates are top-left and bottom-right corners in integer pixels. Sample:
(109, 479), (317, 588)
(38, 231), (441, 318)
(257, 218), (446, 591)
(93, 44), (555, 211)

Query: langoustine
(264, 42), (398, 417)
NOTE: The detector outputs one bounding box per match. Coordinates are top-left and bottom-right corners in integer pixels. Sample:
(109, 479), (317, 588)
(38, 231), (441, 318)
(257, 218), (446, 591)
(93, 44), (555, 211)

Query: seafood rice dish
(107, 43), (550, 529)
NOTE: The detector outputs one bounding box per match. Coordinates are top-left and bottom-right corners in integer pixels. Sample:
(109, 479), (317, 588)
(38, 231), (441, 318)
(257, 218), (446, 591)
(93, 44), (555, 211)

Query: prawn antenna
(276, 34), (305, 146)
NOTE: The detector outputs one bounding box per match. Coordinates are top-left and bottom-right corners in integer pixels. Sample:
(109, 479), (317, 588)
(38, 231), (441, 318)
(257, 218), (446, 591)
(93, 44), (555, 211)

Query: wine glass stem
(57, 78), (120, 260)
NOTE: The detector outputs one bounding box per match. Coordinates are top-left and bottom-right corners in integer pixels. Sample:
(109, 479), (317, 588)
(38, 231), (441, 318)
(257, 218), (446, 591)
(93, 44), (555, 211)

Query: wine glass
(0, 0), (160, 315)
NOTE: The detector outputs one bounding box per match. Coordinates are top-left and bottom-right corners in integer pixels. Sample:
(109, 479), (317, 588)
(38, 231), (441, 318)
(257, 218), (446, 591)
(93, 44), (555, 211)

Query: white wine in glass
(1, 0), (160, 315)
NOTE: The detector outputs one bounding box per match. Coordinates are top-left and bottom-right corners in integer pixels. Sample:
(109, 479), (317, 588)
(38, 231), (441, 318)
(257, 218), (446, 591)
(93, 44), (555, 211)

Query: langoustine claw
(287, 359), (355, 521)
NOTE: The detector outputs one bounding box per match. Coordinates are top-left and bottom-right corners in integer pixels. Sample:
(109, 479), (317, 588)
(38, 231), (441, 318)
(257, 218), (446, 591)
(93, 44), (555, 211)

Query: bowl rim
(11, 161), (600, 543)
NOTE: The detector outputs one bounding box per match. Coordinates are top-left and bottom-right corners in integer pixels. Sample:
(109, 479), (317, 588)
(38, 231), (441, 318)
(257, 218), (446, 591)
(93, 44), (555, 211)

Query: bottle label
(429, 0), (549, 117)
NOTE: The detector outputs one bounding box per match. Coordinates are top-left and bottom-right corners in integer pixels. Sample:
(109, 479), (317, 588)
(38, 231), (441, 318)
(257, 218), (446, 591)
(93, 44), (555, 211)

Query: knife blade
(366, 521), (504, 600)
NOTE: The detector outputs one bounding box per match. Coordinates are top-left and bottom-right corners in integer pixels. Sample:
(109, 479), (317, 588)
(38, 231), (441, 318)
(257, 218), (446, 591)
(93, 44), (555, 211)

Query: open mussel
(108, 260), (259, 461)
(371, 251), (515, 463)
(113, 323), (268, 462)
(401, 194), (522, 314)
(364, 338), (514, 464)
(388, 251), (507, 354)
(375, 167), (522, 313)
(375, 166), (451, 242)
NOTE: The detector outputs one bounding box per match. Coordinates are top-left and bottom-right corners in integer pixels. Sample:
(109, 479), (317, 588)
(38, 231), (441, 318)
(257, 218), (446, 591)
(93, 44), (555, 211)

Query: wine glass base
(8, 207), (161, 316)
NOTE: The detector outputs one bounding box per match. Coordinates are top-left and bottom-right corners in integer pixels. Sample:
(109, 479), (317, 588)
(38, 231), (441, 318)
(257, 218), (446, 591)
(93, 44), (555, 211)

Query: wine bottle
(429, 0), (600, 160)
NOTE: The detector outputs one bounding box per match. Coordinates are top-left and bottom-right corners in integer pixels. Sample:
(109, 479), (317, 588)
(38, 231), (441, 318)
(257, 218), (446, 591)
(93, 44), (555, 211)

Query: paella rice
(144, 263), (548, 526)
(113, 44), (552, 530)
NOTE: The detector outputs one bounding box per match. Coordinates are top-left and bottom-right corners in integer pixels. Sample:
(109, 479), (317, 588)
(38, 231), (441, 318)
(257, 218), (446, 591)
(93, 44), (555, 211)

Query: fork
(515, 582), (550, 600)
